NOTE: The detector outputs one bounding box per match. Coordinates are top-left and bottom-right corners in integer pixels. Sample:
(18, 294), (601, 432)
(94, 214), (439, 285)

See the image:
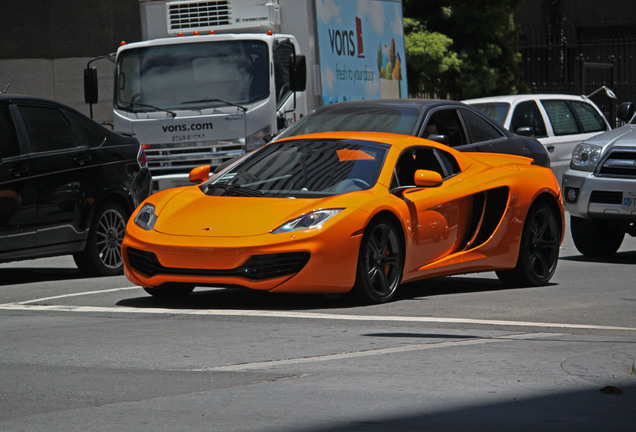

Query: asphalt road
(1, 218), (635, 432)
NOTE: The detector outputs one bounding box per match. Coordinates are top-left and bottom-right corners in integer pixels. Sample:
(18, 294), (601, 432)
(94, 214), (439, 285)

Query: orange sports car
(122, 132), (564, 303)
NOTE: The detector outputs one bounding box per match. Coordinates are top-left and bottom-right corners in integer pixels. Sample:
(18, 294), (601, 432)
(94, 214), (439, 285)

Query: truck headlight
(571, 143), (602, 171)
(134, 203), (158, 230)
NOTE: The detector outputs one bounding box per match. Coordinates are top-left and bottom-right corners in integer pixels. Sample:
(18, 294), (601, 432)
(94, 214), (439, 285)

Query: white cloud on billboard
(317, 0), (342, 25)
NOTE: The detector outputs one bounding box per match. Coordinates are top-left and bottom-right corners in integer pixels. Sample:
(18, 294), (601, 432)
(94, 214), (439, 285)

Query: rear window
(469, 102), (510, 125)
(541, 100), (579, 136)
(277, 106), (420, 139)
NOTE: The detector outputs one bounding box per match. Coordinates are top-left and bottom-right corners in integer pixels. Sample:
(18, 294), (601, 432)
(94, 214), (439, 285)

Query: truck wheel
(571, 215), (624, 257)
(144, 284), (194, 300)
(496, 200), (561, 287)
(352, 216), (404, 303)
(74, 202), (129, 276)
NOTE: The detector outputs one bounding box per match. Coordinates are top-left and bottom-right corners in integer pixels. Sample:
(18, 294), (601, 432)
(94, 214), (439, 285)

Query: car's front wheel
(570, 215), (624, 257)
(352, 216), (404, 303)
(74, 202), (129, 276)
(497, 200), (561, 287)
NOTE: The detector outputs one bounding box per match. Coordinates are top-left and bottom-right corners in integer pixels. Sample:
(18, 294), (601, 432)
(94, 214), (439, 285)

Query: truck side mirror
(290, 54), (306, 92)
(617, 102), (634, 123)
(84, 66), (99, 105)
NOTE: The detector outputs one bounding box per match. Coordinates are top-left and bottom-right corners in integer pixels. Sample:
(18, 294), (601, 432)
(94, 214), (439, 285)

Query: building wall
(0, 0), (141, 123)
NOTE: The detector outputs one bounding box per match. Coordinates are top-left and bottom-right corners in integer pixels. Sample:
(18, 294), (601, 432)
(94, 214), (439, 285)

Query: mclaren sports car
(122, 132), (564, 303)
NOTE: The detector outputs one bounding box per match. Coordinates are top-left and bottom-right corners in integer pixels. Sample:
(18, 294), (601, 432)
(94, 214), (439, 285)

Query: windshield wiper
(122, 101), (176, 118)
(204, 183), (263, 197)
(181, 97), (247, 112)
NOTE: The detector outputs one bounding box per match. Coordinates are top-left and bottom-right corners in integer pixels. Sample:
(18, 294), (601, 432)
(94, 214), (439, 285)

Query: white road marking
(1, 298), (635, 332)
(196, 332), (559, 372)
(16, 287), (141, 305)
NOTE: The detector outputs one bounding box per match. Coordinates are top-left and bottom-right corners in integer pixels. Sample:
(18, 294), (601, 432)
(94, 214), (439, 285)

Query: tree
(403, 0), (527, 99)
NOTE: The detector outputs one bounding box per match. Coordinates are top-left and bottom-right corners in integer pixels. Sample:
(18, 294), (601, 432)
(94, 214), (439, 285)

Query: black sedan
(275, 99), (550, 168)
(1, 94), (152, 275)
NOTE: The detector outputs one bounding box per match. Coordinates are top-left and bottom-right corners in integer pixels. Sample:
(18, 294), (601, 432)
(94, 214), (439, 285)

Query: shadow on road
(116, 275), (543, 311)
(560, 249), (636, 264)
(0, 266), (88, 286)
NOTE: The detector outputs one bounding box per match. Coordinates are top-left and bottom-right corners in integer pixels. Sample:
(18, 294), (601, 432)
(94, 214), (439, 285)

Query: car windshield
(469, 102), (510, 125)
(203, 139), (389, 198)
(276, 106), (420, 139)
(115, 40), (269, 111)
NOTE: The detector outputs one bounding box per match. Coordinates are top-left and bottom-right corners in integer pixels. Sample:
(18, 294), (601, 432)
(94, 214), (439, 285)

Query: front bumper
(562, 169), (636, 220)
(122, 224), (363, 294)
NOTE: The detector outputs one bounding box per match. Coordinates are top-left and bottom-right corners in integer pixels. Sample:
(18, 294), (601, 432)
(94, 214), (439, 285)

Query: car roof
(463, 94), (589, 104)
(0, 93), (64, 105)
(312, 98), (467, 112)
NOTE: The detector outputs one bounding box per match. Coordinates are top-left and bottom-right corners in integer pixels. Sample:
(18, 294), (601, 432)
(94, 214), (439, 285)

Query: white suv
(464, 94), (611, 182)
(562, 102), (636, 257)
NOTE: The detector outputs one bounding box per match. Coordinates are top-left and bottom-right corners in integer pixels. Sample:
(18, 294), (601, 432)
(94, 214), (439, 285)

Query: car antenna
(1, 82), (9, 93)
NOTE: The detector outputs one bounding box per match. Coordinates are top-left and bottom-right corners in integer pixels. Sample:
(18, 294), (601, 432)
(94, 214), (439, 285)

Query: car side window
(0, 106), (20, 158)
(19, 106), (76, 153)
(570, 101), (607, 133)
(67, 110), (107, 148)
(541, 100), (580, 136)
(460, 108), (505, 143)
(510, 101), (548, 137)
(424, 109), (466, 147)
(392, 146), (461, 188)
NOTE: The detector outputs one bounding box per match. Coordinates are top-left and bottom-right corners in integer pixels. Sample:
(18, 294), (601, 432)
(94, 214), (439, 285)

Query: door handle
(9, 165), (29, 178)
(73, 154), (92, 166)
(546, 145), (556, 153)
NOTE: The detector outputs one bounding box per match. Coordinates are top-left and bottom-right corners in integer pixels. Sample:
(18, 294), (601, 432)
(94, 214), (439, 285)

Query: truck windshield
(115, 40), (269, 112)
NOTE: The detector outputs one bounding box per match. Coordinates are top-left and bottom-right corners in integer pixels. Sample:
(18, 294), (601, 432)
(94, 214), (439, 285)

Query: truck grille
(143, 141), (244, 177)
(167, 1), (231, 32)
(598, 149), (636, 177)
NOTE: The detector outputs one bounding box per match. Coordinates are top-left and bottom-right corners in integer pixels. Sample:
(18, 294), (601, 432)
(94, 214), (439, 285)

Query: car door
(0, 104), (37, 254)
(539, 99), (608, 181)
(393, 146), (475, 274)
(17, 103), (94, 248)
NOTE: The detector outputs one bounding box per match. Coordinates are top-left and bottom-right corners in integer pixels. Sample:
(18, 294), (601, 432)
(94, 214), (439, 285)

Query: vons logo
(327, 16), (365, 58)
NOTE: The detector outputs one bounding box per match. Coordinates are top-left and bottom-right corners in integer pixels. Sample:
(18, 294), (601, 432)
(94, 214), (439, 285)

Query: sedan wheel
(353, 217), (404, 303)
(497, 201), (561, 287)
(74, 202), (129, 276)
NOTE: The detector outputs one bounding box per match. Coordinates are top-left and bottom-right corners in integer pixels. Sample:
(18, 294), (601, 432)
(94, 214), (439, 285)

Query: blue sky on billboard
(316, 0), (408, 104)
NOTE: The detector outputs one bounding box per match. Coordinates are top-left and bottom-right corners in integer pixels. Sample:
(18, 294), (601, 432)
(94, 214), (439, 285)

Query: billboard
(315, 0), (408, 104)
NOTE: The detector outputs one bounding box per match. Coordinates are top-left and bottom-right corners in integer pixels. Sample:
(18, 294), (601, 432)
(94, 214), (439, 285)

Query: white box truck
(84, 0), (407, 190)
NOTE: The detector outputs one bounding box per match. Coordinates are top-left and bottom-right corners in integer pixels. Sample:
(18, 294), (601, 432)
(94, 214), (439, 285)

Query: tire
(496, 201), (561, 287)
(570, 215), (624, 257)
(74, 202), (129, 276)
(143, 284), (194, 300)
(352, 216), (404, 303)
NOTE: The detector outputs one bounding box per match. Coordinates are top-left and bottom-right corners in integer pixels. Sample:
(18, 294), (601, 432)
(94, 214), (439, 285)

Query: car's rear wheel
(143, 284), (194, 300)
(352, 216), (404, 303)
(570, 215), (624, 257)
(496, 200), (561, 287)
(74, 202), (129, 276)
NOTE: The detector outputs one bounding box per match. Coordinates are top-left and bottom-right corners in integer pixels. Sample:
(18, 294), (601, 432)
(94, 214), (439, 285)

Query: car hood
(152, 187), (356, 237)
(585, 124), (636, 149)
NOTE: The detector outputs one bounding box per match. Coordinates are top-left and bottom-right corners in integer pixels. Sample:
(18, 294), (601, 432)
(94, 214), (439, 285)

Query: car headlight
(271, 209), (343, 234)
(571, 143), (602, 171)
(134, 203), (158, 230)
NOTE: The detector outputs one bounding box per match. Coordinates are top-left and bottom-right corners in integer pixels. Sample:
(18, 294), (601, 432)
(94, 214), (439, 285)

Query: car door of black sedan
(17, 104), (93, 249)
(0, 105), (37, 255)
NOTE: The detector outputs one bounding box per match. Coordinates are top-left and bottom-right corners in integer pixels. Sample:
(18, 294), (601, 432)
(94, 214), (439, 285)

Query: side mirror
(617, 102), (634, 123)
(189, 165), (211, 184)
(290, 54), (307, 92)
(515, 126), (534, 137)
(426, 134), (449, 146)
(84, 66), (98, 104)
(414, 169), (443, 187)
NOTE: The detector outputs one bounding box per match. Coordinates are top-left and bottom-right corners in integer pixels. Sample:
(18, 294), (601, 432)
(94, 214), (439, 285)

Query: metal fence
(520, 37), (636, 127)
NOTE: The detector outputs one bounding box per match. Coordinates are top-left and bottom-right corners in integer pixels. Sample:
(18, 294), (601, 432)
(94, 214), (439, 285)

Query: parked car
(0, 94), (152, 275)
(463, 94), (611, 181)
(273, 99), (551, 168)
(562, 101), (636, 257)
(123, 131), (564, 304)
